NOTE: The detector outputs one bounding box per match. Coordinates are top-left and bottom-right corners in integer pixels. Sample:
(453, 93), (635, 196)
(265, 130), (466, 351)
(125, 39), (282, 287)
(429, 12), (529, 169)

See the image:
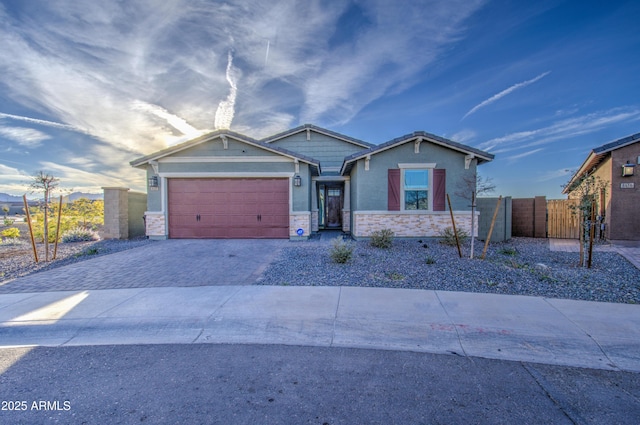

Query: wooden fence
(547, 199), (580, 239)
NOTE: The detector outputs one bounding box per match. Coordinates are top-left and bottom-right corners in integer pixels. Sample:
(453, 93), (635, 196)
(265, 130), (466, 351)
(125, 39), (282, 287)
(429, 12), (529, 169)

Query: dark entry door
(325, 187), (342, 228)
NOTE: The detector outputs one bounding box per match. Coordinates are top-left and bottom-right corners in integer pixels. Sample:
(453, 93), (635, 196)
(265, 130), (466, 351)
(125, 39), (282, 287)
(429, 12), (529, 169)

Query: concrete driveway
(0, 239), (290, 293)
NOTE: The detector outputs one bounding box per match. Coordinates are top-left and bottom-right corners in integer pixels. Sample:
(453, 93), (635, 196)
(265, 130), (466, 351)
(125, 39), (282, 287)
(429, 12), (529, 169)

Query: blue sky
(1, 0), (639, 198)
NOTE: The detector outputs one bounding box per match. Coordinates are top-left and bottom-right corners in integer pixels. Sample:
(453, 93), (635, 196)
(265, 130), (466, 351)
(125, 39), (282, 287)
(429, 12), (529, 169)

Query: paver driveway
(0, 239), (290, 293)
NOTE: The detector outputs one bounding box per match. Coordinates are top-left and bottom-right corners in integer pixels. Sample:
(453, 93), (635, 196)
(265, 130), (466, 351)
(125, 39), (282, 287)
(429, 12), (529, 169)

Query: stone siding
(290, 212), (311, 238)
(342, 210), (351, 232)
(145, 212), (166, 239)
(311, 210), (319, 232)
(353, 211), (477, 238)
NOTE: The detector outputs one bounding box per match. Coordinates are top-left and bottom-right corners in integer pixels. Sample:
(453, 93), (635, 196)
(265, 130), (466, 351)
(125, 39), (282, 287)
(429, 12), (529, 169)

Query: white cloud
(0, 0), (487, 154)
(505, 148), (543, 162)
(477, 107), (640, 152)
(0, 126), (50, 147)
(463, 71), (551, 120)
(0, 163), (30, 194)
(538, 168), (573, 182)
(450, 129), (477, 144)
(39, 161), (133, 193)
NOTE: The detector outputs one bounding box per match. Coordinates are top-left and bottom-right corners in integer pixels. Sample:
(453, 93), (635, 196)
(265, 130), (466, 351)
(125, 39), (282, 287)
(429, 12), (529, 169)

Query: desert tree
(562, 172), (608, 267)
(29, 171), (59, 261)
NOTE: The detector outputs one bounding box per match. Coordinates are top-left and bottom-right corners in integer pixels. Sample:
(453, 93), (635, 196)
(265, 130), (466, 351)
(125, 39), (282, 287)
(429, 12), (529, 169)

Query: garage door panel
(168, 178), (289, 239)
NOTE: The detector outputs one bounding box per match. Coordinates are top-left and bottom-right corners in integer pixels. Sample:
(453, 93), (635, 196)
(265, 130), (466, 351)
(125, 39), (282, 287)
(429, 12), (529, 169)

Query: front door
(325, 186), (342, 228)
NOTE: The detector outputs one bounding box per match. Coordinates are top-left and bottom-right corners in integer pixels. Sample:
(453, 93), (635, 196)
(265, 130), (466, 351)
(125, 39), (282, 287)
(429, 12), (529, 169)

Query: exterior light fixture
(148, 175), (159, 188)
(293, 175), (302, 187)
(622, 162), (636, 177)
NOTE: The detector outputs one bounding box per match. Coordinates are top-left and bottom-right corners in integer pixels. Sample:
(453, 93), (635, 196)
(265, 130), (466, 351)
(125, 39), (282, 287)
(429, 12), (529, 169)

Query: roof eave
(340, 133), (494, 173)
(562, 151), (604, 194)
(262, 124), (376, 149)
(130, 130), (321, 169)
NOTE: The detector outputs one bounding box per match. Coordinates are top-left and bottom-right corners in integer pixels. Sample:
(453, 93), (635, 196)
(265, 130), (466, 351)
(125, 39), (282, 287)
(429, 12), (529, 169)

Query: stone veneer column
(311, 180), (319, 232)
(289, 213), (311, 239)
(102, 187), (130, 239)
(342, 180), (351, 232)
(144, 212), (167, 239)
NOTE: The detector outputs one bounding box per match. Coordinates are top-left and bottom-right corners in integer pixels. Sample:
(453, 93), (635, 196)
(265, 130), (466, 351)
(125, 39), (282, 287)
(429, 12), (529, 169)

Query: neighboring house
(563, 132), (640, 242)
(130, 124), (494, 240)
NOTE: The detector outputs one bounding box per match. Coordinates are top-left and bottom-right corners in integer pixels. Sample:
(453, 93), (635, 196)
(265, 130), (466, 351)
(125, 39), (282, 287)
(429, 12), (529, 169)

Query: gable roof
(563, 131), (640, 193)
(261, 123), (376, 149)
(340, 131), (494, 175)
(130, 129), (321, 173)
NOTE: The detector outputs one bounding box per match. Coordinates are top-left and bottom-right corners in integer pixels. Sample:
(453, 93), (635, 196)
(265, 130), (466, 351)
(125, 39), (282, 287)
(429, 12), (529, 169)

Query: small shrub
(4, 218), (14, 226)
(370, 228), (394, 249)
(386, 271), (404, 280)
(0, 238), (25, 247)
(1, 227), (20, 239)
(62, 227), (100, 243)
(439, 227), (469, 246)
(425, 256), (436, 265)
(498, 247), (518, 256)
(330, 237), (354, 264)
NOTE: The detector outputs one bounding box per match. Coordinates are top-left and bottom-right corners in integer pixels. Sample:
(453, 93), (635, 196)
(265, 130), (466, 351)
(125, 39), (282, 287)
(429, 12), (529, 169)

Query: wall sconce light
(622, 162), (636, 177)
(148, 175), (159, 188)
(293, 175), (302, 187)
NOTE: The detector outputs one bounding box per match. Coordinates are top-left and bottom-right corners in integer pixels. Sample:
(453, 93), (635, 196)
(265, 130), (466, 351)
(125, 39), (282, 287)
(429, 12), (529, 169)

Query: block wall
(512, 196), (546, 238)
(477, 197), (512, 242)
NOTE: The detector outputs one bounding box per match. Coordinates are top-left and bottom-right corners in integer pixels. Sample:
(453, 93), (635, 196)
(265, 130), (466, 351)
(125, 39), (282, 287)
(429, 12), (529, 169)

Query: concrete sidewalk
(1, 286), (638, 372)
(549, 238), (640, 269)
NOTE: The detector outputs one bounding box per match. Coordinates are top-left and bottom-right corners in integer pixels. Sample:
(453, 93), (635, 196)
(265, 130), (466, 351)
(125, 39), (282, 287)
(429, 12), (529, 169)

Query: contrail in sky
(463, 71), (551, 120)
(214, 50), (238, 130)
(0, 112), (77, 131)
(131, 101), (201, 136)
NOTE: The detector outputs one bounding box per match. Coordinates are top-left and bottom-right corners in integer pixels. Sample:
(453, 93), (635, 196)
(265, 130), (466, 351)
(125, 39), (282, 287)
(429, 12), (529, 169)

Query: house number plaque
(620, 182), (635, 189)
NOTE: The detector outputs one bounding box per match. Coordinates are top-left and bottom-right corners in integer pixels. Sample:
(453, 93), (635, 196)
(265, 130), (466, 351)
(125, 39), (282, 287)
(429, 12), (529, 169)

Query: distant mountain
(0, 192), (103, 204)
(64, 192), (103, 202)
(0, 193), (25, 203)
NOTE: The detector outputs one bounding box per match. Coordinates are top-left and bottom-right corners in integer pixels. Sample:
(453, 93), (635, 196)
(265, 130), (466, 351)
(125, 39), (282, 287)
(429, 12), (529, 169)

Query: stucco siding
(351, 141), (476, 211)
(292, 163), (311, 211)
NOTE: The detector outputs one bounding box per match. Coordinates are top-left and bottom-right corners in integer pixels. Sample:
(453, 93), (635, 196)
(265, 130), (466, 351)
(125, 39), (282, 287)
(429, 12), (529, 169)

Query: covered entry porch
(311, 177), (351, 234)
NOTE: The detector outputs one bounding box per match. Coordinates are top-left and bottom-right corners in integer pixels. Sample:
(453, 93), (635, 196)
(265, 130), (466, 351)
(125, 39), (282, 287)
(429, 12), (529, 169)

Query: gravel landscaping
(257, 237), (640, 304)
(0, 238), (154, 284)
(2, 234), (639, 304)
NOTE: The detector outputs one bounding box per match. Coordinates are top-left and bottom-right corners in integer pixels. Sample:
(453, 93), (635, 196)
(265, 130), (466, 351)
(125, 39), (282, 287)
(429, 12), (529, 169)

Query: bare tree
(454, 173), (497, 200)
(454, 172), (497, 258)
(29, 171), (59, 261)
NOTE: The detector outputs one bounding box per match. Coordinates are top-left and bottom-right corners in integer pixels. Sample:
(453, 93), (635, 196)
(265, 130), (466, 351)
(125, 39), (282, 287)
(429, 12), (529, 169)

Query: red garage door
(168, 178), (289, 239)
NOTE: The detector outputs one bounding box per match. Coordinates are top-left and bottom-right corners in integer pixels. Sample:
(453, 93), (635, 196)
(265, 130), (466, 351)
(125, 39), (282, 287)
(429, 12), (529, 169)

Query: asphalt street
(1, 344), (639, 425)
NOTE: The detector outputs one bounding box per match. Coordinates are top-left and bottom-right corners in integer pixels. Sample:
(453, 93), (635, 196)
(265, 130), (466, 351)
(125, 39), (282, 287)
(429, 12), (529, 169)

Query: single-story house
(563, 132), (640, 242)
(130, 124), (494, 240)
